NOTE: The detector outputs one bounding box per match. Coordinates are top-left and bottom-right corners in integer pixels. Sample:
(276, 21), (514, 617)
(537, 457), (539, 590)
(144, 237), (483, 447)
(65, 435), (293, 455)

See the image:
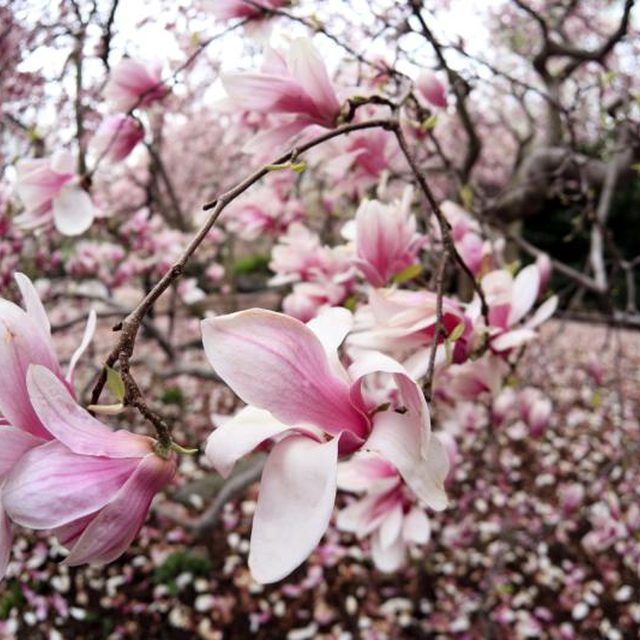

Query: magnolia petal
(306, 307), (353, 381)
(491, 328), (537, 352)
(0, 501), (11, 580)
(3, 441), (140, 529)
(337, 454), (397, 493)
(367, 412), (447, 511)
(403, 507), (431, 544)
(52, 185), (94, 236)
(371, 529), (406, 572)
(379, 503), (404, 549)
(306, 306), (353, 356)
(242, 118), (310, 155)
(201, 309), (367, 438)
(27, 365), (153, 458)
(14, 272), (50, 336)
(287, 37), (339, 123)
(64, 454), (175, 566)
(0, 300), (60, 438)
(54, 513), (97, 548)
(525, 295), (558, 330)
(508, 264), (540, 326)
(66, 309), (97, 383)
(336, 497), (371, 535)
(222, 72), (314, 114)
(348, 350), (428, 446)
(205, 406), (292, 478)
(50, 150), (75, 174)
(249, 435), (339, 583)
(0, 426), (43, 476)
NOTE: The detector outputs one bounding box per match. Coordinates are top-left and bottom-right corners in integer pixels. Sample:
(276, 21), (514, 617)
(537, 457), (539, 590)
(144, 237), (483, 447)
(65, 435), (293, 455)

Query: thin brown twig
(424, 247), (449, 401)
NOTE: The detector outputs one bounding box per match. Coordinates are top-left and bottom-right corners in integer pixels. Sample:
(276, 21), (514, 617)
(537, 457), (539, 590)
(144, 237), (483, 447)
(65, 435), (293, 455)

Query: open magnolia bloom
(352, 188), (424, 287)
(337, 453), (433, 572)
(222, 37), (341, 152)
(104, 58), (165, 112)
(15, 150), (95, 236)
(440, 201), (502, 277)
(202, 307), (449, 583)
(0, 273), (95, 577)
(3, 366), (176, 567)
(347, 288), (468, 379)
(469, 263), (558, 353)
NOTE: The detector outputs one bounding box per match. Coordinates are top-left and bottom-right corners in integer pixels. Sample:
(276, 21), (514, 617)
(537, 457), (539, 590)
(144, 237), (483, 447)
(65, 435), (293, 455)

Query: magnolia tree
(0, 0), (639, 635)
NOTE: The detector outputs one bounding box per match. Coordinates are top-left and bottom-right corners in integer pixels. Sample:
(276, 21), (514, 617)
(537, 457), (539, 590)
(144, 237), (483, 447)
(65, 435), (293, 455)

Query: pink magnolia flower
(470, 264), (558, 353)
(3, 366), (176, 568)
(416, 71), (447, 109)
(435, 354), (509, 403)
(440, 201), (501, 277)
(269, 223), (323, 281)
(224, 187), (303, 241)
(91, 114), (144, 162)
(212, 0), (288, 21)
(337, 454), (433, 572)
(15, 151), (94, 236)
(282, 280), (350, 323)
(202, 307), (448, 583)
(347, 288), (467, 378)
(270, 223), (355, 321)
(222, 38), (341, 151)
(0, 273), (95, 577)
(353, 189), (423, 287)
(321, 127), (398, 196)
(104, 59), (165, 112)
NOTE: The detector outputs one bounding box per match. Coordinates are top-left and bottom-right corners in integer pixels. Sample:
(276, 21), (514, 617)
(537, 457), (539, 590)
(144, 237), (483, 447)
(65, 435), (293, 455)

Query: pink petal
(0, 494), (12, 580)
(0, 299), (60, 438)
(402, 507), (431, 544)
(242, 118), (310, 155)
(337, 454), (397, 492)
(525, 295), (558, 329)
(491, 328), (537, 352)
(508, 264), (540, 325)
(348, 350), (427, 432)
(66, 310), (97, 383)
(3, 441), (141, 529)
(371, 529), (406, 572)
(14, 273), (51, 336)
(0, 426), (43, 476)
(336, 495), (375, 535)
(366, 412), (448, 511)
(286, 38), (340, 125)
(64, 454), (175, 566)
(306, 307), (353, 381)
(201, 309), (367, 438)
(50, 150), (75, 174)
(52, 185), (94, 236)
(249, 435), (339, 583)
(53, 513), (96, 548)
(205, 406), (292, 478)
(378, 503), (404, 549)
(222, 72), (318, 116)
(416, 71), (447, 109)
(27, 365), (153, 458)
